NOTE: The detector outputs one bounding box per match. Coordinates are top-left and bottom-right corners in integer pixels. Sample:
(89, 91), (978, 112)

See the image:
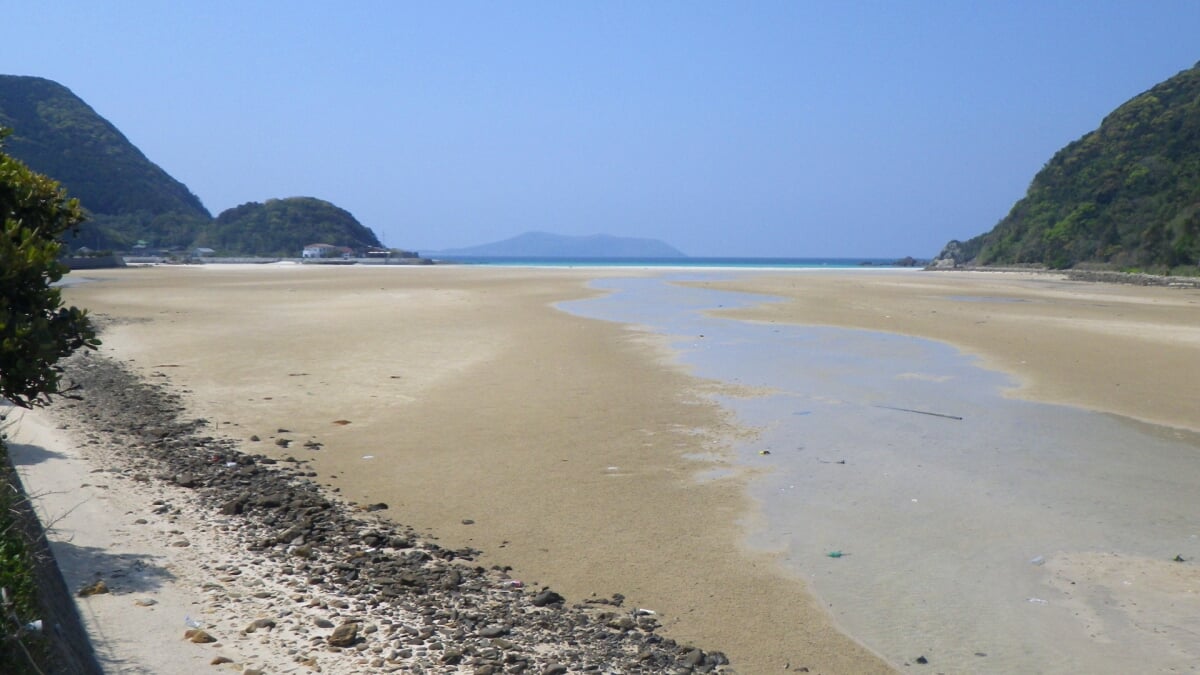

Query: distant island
(938, 61), (1200, 273)
(428, 231), (687, 259)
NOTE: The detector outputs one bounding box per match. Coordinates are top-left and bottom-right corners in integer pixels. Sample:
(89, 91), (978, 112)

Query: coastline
(7, 354), (740, 673)
(565, 271), (1200, 671)
(694, 269), (1200, 434)
(38, 265), (896, 673)
(20, 264), (1198, 673)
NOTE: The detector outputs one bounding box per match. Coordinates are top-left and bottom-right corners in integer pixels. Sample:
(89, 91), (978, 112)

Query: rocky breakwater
(52, 353), (733, 674)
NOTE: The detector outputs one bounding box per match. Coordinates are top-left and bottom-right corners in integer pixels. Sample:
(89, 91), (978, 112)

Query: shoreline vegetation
(927, 263), (1200, 288)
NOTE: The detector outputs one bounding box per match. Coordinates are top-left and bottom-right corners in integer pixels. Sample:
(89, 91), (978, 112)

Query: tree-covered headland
(0, 75), (384, 257)
(942, 61), (1200, 273)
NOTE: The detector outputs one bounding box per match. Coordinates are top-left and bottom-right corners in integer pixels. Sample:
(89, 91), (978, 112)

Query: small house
(303, 243), (338, 258)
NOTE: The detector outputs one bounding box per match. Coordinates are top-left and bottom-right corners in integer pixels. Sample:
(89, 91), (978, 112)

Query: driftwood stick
(873, 405), (963, 421)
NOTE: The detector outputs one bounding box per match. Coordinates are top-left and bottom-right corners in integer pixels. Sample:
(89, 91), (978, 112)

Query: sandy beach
(10, 264), (1200, 673)
(696, 270), (1200, 434)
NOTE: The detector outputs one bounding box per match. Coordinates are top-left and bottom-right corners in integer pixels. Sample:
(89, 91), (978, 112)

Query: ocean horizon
(428, 255), (924, 268)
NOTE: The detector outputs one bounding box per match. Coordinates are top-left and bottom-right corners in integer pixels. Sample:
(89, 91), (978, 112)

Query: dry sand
(14, 264), (1199, 673)
(695, 269), (1200, 433)
(45, 264), (896, 674)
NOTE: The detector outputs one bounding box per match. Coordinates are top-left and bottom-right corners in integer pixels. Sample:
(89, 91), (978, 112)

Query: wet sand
(60, 264), (893, 674)
(695, 269), (1200, 433)
(53, 264), (1200, 673)
(573, 271), (1200, 671)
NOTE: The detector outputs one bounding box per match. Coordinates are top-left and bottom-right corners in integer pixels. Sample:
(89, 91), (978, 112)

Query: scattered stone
(531, 590), (565, 607)
(185, 629), (217, 643)
(211, 656), (233, 665)
(461, 518), (475, 525)
(327, 622), (359, 647)
(244, 618), (276, 633)
(77, 580), (109, 597)
(915, 655), (929, 664)
(134, 597), (157, 607)
(47, 354), (736, 673)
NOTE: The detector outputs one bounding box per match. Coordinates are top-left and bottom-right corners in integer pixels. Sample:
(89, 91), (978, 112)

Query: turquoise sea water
(430, 255), (917, 268)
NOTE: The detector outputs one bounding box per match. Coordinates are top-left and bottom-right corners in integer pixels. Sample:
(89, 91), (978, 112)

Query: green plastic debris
(827, 551), (845, 558)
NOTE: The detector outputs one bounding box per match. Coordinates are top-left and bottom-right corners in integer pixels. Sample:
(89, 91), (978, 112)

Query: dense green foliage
(201, 197), (383, 256)
(0, 75), (386, 257)
(0, 76), (211, 250)
(0, 455), (48, 675)
(1, 131), (98, 672)
(951, 62), (1200, 270)
(0, 130), (99, 407)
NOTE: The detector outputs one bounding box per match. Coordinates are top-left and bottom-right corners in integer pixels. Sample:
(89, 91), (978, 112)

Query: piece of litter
(361, 455), (374, 460)
(185, 615), (204, 628)
(225, 462), (238, 467)
(1027, 598), (1047, 604)
(1030, 555), (1045, 566)
(827, 551), (845, 558)
(24, 619), (42, 632)
(758, 450), (771, 455)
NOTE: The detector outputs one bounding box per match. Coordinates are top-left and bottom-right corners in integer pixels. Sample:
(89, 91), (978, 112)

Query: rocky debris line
(926, 259), (1200, 288)
(54, 353), (733, 674)
(1064, 269), (1200, 288)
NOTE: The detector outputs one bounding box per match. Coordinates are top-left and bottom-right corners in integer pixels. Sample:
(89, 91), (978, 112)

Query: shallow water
(560, 274), (1200, 674)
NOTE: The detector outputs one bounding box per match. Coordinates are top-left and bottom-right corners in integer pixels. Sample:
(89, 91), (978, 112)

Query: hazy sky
(6, 2), (1199, 257)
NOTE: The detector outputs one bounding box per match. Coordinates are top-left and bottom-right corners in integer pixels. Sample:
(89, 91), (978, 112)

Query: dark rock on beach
(327, 622), (359, 647)
(50, 352), (735, 672)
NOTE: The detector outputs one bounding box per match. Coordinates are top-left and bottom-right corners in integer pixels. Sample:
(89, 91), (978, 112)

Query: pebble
(77, 580), (109, 597)
(185, 629), (217, 644)
(53, 354), (737, 674)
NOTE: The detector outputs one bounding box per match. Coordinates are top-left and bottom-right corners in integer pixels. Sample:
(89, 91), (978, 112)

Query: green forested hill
(0, 75), (386, 256)
(0, 75), (211, 249)
(945, 62), (1200, 271)
(202, 198), (382, 256)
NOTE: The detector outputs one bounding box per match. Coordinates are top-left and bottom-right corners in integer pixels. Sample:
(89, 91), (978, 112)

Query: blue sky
(6, 2), (1199, 257)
